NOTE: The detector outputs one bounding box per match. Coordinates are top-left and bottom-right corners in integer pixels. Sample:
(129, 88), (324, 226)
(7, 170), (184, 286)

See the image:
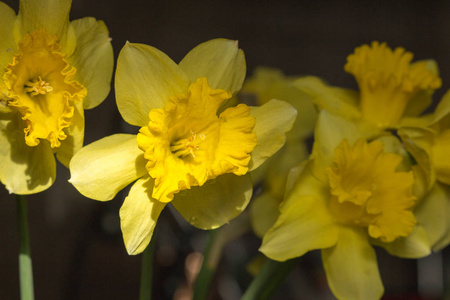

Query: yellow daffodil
(238, 67), (317, 237)
(397, 90), (450, 251)
(260, 110), (431, 300)
(0, 0), (113, 194)
(69, 39), (297, 255)
(294, 41), (441, 132)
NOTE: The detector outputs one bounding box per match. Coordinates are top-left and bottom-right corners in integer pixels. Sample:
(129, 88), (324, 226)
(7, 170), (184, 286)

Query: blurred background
(1, 0), (450, 299)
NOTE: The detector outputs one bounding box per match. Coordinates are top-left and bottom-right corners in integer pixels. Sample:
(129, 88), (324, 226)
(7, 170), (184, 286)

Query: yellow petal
(115, 42), (190, 127)
(416, 182), (450, 251)
(321, 227), (384, 300)
(179, 39), (245, 95)
(260, 194), (338, 262)
(120, 176), (166, 255)
(69, 17), (113, 109)
(293, 76), (361, 121)
(248, 99), (297, 171)
(0, 2), (17, 95)
(311, 110), (364, 182)
(260, 163), (338, 261)
(250, 192), (280, 238)
(371, 225), (430, 258)
(430, 89), (450, 124)
(69, 134), (147, 201)
(0, 110), (55, 194)
(15, 0), (76, 56)
(56, 100), (84, 168)
(171, 173), (252, 230)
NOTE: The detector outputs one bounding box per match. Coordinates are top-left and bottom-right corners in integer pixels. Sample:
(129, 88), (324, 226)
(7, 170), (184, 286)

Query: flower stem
(16, 194), (34, 300)
(193, 215), (251, 300)
(241, 257), (299, 300)
(139, 236), (156, 300)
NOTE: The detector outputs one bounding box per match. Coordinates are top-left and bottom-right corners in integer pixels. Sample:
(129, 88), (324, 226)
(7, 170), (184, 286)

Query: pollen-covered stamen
(170, 130), (206, 158)
(24, 76), (54, 96)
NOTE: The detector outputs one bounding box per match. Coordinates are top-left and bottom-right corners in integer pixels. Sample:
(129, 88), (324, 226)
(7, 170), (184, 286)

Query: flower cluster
(2, 1), (450, 299)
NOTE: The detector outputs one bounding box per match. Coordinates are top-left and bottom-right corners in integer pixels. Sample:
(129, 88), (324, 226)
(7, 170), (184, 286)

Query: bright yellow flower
(260, 111), (430, 300)
(294, 41), (441, 131)
(70, 39), (297, 255)
(0, 0), (113, 194)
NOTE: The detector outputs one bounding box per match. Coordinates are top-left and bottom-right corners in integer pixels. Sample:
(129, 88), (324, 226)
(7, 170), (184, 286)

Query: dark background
(1, 1), (450, 299)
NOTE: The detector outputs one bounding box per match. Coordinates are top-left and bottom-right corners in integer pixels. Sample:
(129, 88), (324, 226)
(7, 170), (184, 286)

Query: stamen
(170, 130), (206, 158)
(24, 76), (54, 96)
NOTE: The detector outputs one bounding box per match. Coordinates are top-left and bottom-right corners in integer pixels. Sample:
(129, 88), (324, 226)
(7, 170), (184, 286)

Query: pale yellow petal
(431, 90), (450, 124)
(248, 99), (297, 171)
(120, 176), (166, 255)
(371, 225), (430, 258)
(250, 192), (280, 238)
(311, 110), (364, 182)
(416, 182), (450, 251)
(322, 227), (384, 300)
(0, 2), (17, 95)
(293, 76), (361, 120)
(69, 18), (113, 109)
(0, 110), (55, 194)
(171, 173), (252, 230)
(260, 193), (338, 261)
(15, 0), (76, 55)
(115, 42), (190, 126)
(56, 100), (84, 168)
(179, 39), (245, 95)
(69, 134), (147, 201)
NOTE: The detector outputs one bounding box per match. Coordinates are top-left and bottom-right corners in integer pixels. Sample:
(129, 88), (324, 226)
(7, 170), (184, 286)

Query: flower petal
(371, 225), (430, 258)
(120, 176), (166, 255)
(56, 100), (84, 168)
(0, 110), (55, 194)
(69, 134), (147, 201)
(69, 17), (113, 109)
(293, 76), (360, 120)
(179, 39), (245, 95)
(0, 2), (17, 94)
(321, 227), (384, 300)
(260, 165), (338, 261)
(15, 0), (76, 55)
(248, 99), (297, 171)
(171, 173), (252, 230)
(115, 42), (190, 127)
(311, 110), (364, 182)
(250, 192), (280, 238)
(416, 182), (450, 251)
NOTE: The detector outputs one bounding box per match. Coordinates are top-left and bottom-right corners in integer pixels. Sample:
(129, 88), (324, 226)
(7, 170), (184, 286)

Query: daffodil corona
(0, 0), (113, 194)
(70, 39), (297, 255)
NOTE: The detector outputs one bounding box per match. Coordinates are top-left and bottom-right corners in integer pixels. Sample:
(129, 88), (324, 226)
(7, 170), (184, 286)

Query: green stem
(241, 257), (299, 300)
(16, 194), (34, 300)
(193, 229), (218, 300)
(139, 236), (156, 300)
(193, 214), (251, 300)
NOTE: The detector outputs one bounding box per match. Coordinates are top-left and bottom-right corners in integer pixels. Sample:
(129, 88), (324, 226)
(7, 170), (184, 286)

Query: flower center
(326, 138), (416, 242)
(137, 77), (257, 203)
(24, 76), (54, 96)
(170, 130), (206, 158)
(345, 42), (441, 127)
(3, 28), (87, 148)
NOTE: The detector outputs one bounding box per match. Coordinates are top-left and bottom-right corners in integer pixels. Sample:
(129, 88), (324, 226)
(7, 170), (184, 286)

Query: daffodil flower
(70, 39), (297, 255)
(294, 42), (441, 132)
(260, 110), (431, 300)
(0, 0), (113, 194)
(238, 67), (317, 237)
